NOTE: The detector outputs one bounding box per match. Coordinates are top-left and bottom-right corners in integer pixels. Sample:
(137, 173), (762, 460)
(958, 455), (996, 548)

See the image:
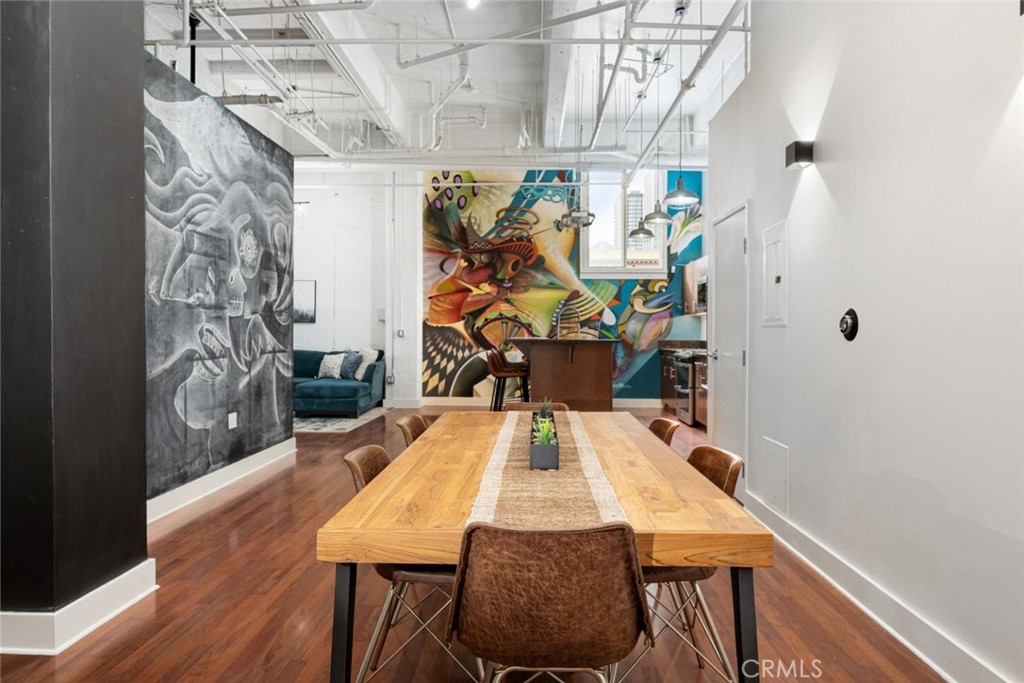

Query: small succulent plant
(532, 416), (557, 445)
(539, 398), (553, 420)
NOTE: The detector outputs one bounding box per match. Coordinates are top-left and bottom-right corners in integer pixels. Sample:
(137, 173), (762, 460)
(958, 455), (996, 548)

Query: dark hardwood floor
(1, 408), (944, 682)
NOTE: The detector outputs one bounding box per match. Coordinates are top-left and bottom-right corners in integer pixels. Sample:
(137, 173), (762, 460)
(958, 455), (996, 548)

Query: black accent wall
(1, 1), (149, 611)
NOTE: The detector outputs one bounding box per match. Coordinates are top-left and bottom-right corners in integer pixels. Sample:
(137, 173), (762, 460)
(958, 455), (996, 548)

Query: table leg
(731, 567), (759, 682)
(330, 563), (357, 683)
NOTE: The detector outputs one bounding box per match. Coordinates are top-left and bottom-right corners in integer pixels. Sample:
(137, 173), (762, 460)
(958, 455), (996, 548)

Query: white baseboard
(740, 493), (1009, 683)
(384, 398), (424, 409)
(612, 398), (664, 408)
(146, 438), (296, 524)
(0, 559), (157, 655)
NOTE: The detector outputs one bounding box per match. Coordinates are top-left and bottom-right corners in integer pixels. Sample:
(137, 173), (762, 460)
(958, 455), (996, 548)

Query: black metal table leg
(330, 563), (357, 683)
(731, 567), (759, 682)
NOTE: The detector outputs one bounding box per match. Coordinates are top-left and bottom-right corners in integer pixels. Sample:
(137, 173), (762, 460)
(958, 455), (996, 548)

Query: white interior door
(708, 203), (749, 463)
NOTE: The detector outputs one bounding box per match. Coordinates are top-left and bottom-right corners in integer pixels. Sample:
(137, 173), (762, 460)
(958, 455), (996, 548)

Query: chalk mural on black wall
(143, 54), (293, 498)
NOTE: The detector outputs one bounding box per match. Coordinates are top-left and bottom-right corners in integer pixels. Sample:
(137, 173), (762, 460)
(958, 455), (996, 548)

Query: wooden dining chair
(342, 446), (470, 683)
(503, 402), (570, 412)
(447, 522), (653, 682)
(648, 417), (682, 446)
(395, 414), (429, 448)
(616, 444), (743, 683)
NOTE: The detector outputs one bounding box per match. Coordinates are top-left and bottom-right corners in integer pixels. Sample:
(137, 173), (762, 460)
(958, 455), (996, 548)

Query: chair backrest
(687, 445), (743, 498)
(503, 402), (571, 412)
(342, 445), (391, 492)
(648, 417), (681, 446)
(395, 415), (428, 447)
(447, 523), (653, 670)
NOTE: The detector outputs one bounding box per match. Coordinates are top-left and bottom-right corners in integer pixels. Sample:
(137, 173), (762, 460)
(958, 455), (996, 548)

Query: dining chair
(395, 414), (429, 448)
(616, 444), (743, 683)
(342, 445), (472, 683)
(503, 402), (571, 412)
(447, 522), (654, 683)
(485, 349), (529, 410)
(648, 417), (682, 446)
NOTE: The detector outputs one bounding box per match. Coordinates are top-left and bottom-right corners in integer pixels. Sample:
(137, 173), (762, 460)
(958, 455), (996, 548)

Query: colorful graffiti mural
(422, 169), (703, 399)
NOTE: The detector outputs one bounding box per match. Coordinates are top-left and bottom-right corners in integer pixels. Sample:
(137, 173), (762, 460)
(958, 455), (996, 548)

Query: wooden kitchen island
(510, 337), (618, 411)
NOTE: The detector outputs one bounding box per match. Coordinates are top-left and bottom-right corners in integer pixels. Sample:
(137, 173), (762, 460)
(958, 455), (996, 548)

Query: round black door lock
(839, 308), (859, 341)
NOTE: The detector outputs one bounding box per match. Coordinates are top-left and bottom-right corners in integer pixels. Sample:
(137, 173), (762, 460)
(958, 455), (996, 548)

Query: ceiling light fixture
(628, 220), (655, 239)
(664, 176), (699, 208)
(467, 0), (481, 9)
(643, 73), (673, 231)
(785, 141), (814, 168)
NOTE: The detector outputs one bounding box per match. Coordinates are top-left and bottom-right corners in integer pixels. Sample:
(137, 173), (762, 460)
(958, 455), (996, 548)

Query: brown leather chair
(648, 417), (682, 446)
(395, 414), (429, 448)
(503, 402), (571, 412)
(485, 349), (530, 410)
(342, 446), (468, 682)
(447, 522), (653, 682)
(618, 444), (743, 683)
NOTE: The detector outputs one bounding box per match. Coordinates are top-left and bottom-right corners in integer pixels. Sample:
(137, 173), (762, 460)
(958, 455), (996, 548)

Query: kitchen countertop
(658, 340), (707, 351)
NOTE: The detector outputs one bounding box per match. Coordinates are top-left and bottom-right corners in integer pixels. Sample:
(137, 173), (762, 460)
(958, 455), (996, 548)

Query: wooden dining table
(317, 411), (774, 683)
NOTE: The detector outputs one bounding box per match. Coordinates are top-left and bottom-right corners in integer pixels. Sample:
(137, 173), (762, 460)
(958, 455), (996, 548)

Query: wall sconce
(785, 141), (814, 168)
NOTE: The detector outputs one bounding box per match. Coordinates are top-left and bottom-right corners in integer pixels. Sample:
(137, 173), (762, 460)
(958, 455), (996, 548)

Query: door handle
(707, 348), (720, 360)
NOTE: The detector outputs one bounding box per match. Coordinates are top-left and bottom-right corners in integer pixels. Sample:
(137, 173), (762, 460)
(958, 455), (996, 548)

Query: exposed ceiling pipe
(179, 0), (190, 47)
(426, 53), (472, 150)
(606, 50), (648, 84)
(626, 0), (746, 184)
(149, 36), (711, 48)
(518, 107), (532, 150)
(586, 42), (628, 151)
(396, 1), (626, 69)
(217, 93), (284, 105)
(191, 7), (294, 104)
(222, 0), (377, 17)
(630, 21), (750, 32)
(440, 107), (487, 130)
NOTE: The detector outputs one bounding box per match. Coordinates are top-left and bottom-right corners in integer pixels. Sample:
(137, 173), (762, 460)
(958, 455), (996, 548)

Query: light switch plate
(228, 412), (238, 429)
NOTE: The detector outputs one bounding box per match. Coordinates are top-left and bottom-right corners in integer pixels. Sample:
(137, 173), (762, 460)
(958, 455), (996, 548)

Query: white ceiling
(144, 0), (750, 167)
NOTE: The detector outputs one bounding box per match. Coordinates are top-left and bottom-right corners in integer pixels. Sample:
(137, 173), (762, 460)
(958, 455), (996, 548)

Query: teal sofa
(293, 349), (385, 417)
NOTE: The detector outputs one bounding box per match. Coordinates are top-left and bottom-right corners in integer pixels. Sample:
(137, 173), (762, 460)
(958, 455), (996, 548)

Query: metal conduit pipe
(586, 42), (628, 151)
(395, 0), (626, 68)
(626, 0), (746, 184)
(180, 0), (190, 47)
(426, 52), (471, 151)
(222, 0), (377, 17)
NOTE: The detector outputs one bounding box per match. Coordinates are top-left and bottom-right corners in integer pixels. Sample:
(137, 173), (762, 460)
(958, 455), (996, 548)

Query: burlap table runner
(467, 411), (626, 528)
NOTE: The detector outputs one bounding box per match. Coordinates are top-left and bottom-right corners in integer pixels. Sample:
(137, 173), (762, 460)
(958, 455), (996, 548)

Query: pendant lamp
(663, 177), (699, 208)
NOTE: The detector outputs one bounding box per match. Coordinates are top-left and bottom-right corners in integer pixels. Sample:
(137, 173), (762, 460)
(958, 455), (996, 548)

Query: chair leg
(520, 374), (530, 402)
(673, 582), (705, 669)
(692, 582), (737, 683)
(389, 582), (409, 628)
(357, 582), (399, 683)
(495, 376), (507, 411)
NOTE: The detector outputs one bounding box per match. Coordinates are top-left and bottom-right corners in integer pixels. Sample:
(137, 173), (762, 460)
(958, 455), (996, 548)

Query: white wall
(293, 169), (386, 352)
(708, 3), (1023, 682)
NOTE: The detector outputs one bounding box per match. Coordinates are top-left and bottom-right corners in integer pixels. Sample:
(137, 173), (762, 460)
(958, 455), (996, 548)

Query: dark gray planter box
(529, 443), (559, 470)
(529, 412), (559, 470)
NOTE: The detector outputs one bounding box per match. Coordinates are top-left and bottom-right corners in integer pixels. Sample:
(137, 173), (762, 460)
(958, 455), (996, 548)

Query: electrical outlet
(228, 412), (238, 429)
(386, 375), (396, 385)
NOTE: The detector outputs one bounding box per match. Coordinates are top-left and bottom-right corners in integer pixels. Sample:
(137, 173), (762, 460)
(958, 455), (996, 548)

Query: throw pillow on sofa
(353, 346), (379, 381)
(317, 352), (347, 379)
(340, 352), (362, 380)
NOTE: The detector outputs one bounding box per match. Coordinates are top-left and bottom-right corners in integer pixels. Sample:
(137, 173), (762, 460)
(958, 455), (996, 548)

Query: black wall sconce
(785, 141), (814, 168)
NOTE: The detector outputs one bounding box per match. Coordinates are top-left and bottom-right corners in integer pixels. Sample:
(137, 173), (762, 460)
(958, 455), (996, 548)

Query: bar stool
(484, 349), (529, 411)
